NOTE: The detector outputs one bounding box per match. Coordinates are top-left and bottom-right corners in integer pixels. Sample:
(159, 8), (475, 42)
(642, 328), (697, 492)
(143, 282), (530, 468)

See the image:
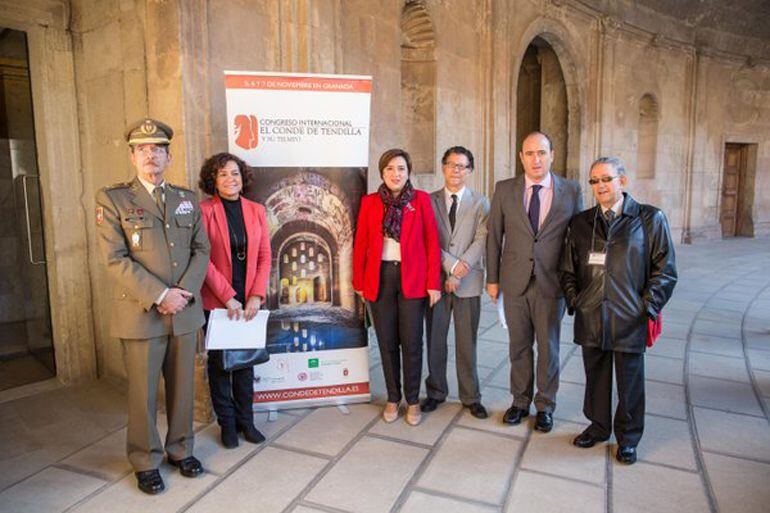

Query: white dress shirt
(444, 186), (466, 212)
(444, 186), (467, 274)
(382, 237), (401, 262)
(601, 196), (624, 218)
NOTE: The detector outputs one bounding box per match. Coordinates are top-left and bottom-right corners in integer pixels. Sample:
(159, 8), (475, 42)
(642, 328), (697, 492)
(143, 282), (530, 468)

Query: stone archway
(511, 20), (588, 183)
(271, 222), (339, 309)
(515, 36), (569, 177)
(260, 171), (355, 311)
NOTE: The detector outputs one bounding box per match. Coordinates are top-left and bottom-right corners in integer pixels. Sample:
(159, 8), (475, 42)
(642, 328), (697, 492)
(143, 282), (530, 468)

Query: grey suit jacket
(486, 173), (582, 299)
(431, 187), (490, 298)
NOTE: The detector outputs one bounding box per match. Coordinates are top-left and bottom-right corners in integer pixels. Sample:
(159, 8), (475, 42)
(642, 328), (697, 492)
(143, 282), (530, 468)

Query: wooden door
(720, 144), (744, 237)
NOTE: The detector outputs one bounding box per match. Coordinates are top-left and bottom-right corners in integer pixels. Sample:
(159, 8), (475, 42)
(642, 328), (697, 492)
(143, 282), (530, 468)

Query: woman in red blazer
(353, 148), (441, 426)
(198, 152), (271, 448)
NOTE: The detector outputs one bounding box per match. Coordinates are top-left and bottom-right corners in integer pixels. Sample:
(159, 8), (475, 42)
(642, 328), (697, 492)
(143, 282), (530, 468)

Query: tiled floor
(1, 237), (769, 513)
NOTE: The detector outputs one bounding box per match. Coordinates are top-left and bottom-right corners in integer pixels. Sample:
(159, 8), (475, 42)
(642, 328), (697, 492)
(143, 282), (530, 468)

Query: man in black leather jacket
(559, 157), (677, 464)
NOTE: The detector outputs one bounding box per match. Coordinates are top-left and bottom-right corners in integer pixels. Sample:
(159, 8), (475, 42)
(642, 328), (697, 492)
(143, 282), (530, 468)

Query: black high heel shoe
(237, 423), (266, 444)
(220, 424), (239, 449)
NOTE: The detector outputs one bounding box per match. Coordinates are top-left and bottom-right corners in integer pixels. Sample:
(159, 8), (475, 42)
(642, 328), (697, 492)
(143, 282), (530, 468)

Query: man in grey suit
(486, 131), (582, 432)
(422, 147), (490, 418)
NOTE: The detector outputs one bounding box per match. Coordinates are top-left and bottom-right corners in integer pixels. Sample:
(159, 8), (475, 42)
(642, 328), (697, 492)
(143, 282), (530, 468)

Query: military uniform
(95, 119), (210, 477)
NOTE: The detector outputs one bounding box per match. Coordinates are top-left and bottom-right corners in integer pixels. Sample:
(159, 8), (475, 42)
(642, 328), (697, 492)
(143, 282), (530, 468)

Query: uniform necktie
(528, 184), (542, 234)
(153, 185), (164, 213)
(449, 194), (458, 232)
(604, 208), (615, 226)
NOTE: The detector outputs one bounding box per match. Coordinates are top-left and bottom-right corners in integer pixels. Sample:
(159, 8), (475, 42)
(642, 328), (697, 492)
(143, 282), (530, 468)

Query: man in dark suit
(422, 146), (490, 418)
(95, 119), (210, 494)
(486, 131), (583, 432)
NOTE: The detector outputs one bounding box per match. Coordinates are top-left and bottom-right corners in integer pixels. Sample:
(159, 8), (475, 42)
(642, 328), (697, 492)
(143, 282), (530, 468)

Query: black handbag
(219, 348), (269, 372)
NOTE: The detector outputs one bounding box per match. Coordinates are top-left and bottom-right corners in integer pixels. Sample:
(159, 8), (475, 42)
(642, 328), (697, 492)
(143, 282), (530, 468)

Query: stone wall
(6, 0), (768, 388)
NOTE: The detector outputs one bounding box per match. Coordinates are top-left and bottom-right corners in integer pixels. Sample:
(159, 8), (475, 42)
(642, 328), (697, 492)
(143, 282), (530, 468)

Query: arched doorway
(277, 233), (334, 307)
(515, 36), (569, 177)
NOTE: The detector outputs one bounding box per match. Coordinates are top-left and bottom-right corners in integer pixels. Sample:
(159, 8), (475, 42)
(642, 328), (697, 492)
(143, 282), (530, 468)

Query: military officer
(95, 118), (210, 495)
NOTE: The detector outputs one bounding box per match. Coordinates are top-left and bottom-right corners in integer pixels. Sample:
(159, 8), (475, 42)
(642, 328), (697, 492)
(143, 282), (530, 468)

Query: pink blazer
(200, 196), (271, 310)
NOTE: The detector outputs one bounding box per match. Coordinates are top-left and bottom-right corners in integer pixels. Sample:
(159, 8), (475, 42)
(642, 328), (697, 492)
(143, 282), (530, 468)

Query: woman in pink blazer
(198, 152), (271, 448)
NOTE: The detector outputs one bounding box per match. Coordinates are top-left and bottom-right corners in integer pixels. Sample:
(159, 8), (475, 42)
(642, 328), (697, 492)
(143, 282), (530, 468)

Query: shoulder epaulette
(167, 183), (195, 193)
(105, 182), (130, 190)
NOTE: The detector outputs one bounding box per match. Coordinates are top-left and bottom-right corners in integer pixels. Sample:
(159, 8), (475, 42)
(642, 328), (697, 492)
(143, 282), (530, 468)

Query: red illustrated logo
(234, 114), (259, 150)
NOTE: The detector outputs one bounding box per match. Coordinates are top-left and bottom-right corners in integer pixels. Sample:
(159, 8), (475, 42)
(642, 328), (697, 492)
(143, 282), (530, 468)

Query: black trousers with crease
(369, 261), (426, 405)
(581, 346), (645, 447)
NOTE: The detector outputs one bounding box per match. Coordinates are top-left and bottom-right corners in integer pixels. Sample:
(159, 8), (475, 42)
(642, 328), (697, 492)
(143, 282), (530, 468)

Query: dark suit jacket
(486, 173), (582, 299)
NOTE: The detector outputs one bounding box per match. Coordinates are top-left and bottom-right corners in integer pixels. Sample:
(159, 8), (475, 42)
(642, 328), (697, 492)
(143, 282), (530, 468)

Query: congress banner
(225, 71), (371, 409)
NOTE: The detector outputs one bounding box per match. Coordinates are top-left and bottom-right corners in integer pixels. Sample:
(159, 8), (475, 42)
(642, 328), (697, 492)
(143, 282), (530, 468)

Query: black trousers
(369, 261), (426, 405)
(204, 311), (254, 428)
(581, 346), (645, 447)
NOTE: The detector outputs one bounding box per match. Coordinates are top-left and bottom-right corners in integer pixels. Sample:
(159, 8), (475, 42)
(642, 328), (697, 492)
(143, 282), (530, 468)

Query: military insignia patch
(95, 206), (104, 225)
(140, 120), (157, 135)
(175, 200), (194, 215)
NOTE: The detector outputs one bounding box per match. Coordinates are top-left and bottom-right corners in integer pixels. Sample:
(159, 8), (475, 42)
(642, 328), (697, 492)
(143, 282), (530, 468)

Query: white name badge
(588, 252), (606, 266)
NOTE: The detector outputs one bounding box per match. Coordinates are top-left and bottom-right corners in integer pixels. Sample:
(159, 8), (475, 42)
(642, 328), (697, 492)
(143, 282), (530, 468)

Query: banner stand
(226, 71), (373, 412)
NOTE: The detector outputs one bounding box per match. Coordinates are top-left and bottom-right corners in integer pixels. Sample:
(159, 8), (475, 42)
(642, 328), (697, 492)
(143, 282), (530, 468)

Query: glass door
(0, 28), (55, 390)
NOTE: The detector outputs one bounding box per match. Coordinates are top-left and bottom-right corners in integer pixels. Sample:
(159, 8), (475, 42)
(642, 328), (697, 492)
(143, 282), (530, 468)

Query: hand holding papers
(205, 308), (270, 350)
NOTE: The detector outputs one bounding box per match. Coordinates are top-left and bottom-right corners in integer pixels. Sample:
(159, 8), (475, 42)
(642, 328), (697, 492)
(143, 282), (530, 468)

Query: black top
(222, 197), (248, 304)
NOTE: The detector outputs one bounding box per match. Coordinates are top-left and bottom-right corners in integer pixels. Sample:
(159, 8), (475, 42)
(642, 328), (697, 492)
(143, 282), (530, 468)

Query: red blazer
(200, 196), (271, 310)
(353, 190), (441, 301)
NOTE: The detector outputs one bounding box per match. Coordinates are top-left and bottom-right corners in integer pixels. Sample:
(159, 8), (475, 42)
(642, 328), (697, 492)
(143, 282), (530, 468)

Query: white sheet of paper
(497, 293), (508, 330)
(205, 309), (270, 350)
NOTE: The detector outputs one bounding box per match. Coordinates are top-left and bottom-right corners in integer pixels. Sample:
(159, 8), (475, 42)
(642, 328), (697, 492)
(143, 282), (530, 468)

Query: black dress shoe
(502, 405), (529, 425)
(466, 403), (488, 419)
(135, 469), (165, 495)
(221, 424), (239, 449)
(572, 430), (609, 448)
(616, 446), (637, 464)
(237, 423), (266, 444)
(420, 398), (444, 412)
(534, 411), (553, 432)
(167, 456), (204, 477)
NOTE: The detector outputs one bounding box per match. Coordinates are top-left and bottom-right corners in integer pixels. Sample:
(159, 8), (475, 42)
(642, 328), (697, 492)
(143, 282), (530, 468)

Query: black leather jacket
(559, 194), (677, 353)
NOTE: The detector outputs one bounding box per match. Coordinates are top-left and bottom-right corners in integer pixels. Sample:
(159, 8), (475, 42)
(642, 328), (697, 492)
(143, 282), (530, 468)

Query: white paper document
(497, 293), (508, 330)
(205, 309), (270, 350)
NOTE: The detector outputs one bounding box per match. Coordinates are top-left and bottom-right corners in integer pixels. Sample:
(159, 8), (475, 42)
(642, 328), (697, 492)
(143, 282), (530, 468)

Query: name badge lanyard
(588, 208), (607, 266)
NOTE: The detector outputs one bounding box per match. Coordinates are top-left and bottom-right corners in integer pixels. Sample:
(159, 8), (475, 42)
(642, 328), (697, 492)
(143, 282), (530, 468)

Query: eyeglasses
(588, 176), (619, 185)
(134, 145), (167, 156)
(444, 163), (471, 171)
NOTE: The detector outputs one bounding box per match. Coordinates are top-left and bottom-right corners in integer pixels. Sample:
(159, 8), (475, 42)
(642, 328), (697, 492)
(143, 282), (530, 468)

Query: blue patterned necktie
(604, 208), (615, 226)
